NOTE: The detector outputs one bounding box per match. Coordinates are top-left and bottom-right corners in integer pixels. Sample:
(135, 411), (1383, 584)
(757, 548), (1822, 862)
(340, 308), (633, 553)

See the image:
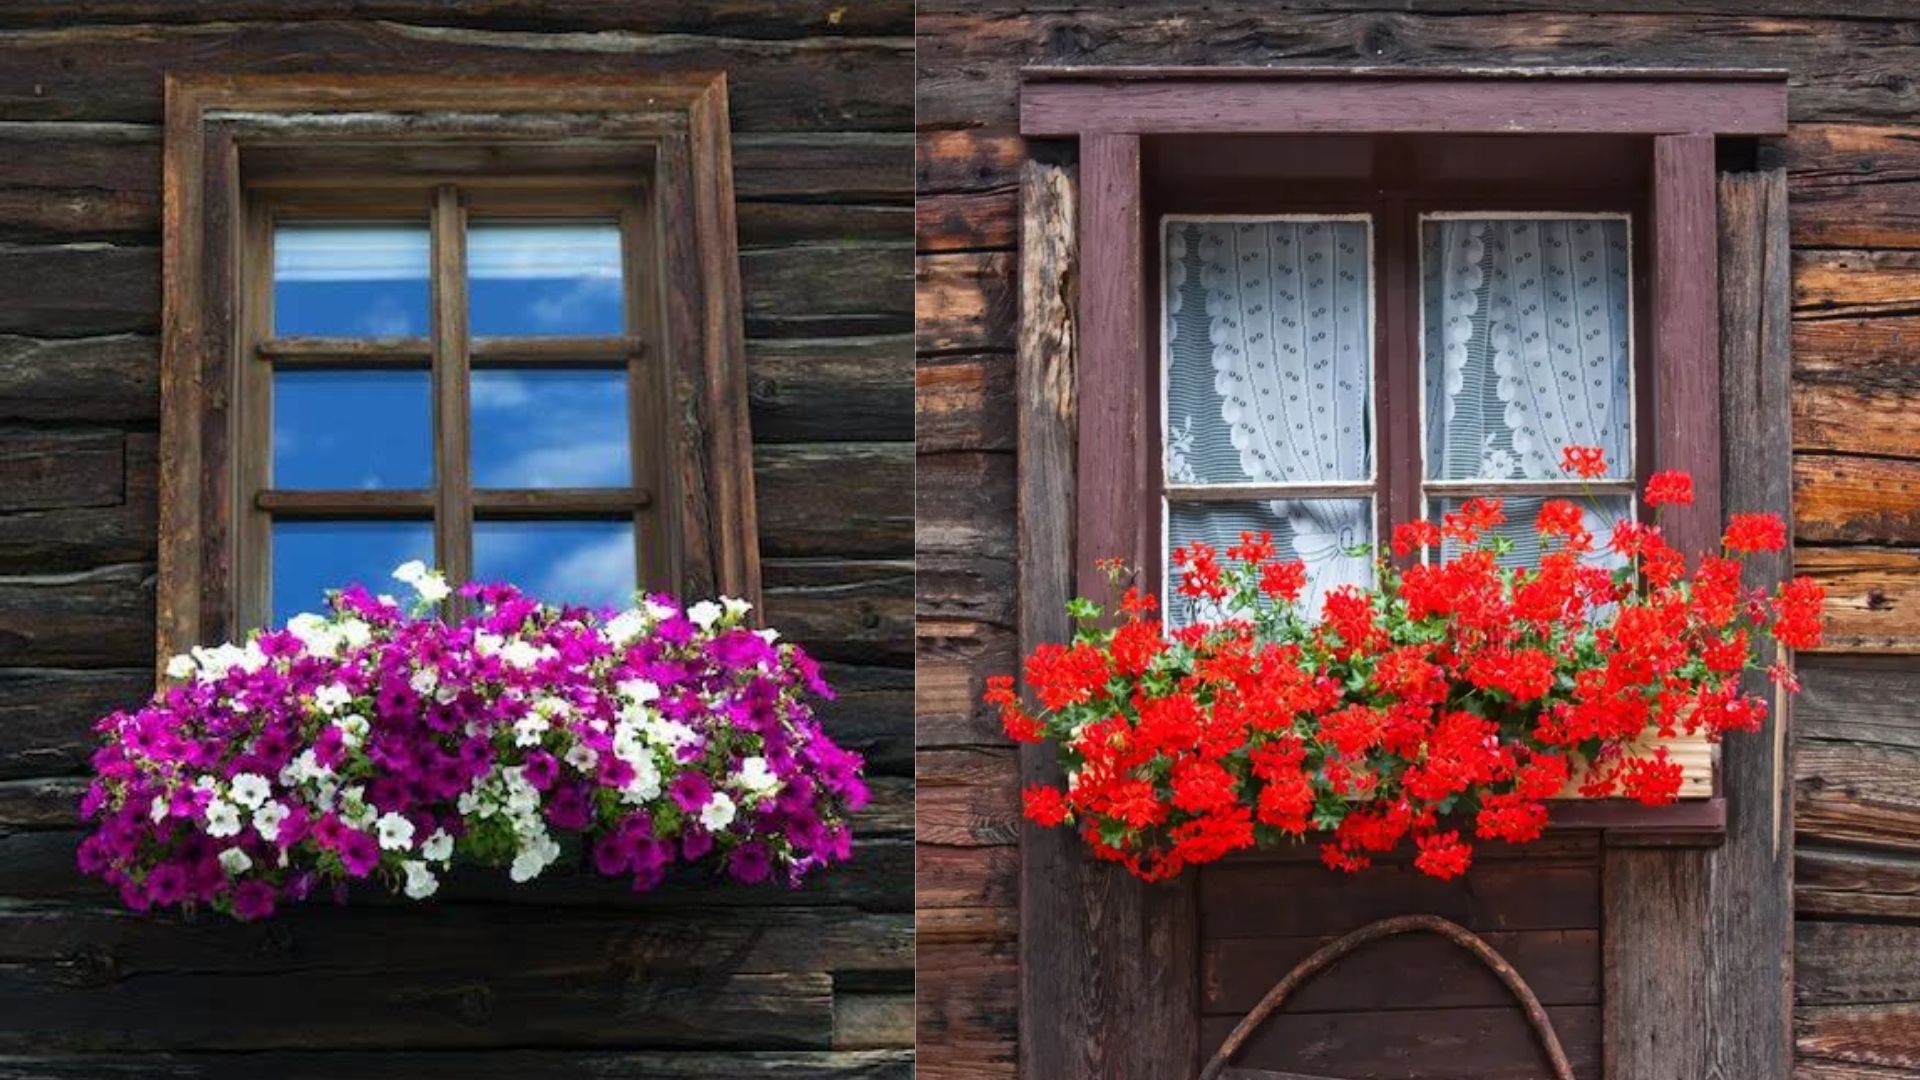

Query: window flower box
(79, 564), (867, 920)
(988, 450), (1821, 882)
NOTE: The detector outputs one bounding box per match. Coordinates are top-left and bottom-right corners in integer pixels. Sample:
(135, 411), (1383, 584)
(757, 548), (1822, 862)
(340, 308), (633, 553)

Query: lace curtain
(1164, 219), (1373, 622)
(1422, 217), (1634, 568)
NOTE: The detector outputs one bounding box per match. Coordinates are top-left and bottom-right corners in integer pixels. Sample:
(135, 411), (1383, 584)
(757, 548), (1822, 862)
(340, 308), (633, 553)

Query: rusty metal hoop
(1196, 913), (1578, 1080)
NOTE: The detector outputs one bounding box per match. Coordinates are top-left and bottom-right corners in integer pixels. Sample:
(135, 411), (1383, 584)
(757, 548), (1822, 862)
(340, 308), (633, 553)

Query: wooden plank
(917, 131), (1024, 196)
(0, 564), (154, 667)
(1794, 315), (1920, 382)
(916, 844), (1016, 912)
(1797, 655), (1920, 751)
(917, 11), (1920, 130)
(915, 747), (1019, 848)
(741, 243), (913, 340)
(0, 668), (150, 778)
(1200, 856), (1602, 939)
(0, 243), (157, 336)
(1797, 739), (1920, 855)
(915, 252), (1014, 356)
(760, 558), (912, 668)
(1203, 929), (1600, 1014)
(749, 336), (912, 445)
(1794, 251), (1920, 319)
(916, 191), (1018, 253)
(1797, 846), (1920, 922)
(1199, 1005), (1601, 1080)
(915, 355), (1015, 454)
(1798, 1005), (1920, 1074)
(0, 23), (911, 130)
(1788, 124), (1920, 250)
(915, 451), (1016, 631)
(915, 938), (1018, 1080)
(834, 993), (913, 1050)
(1794, 381), (1920, 461)
(0, 1049), (914, 1079)
(0, 430), (125, 512)
(754, 443), (913, 559)
(1797, 922), (1920, 1007)
(1022, 76), (1786, 138)
(0, 335), (156, 422)
(0, 2), (915, 34)
(1798, 546), (1920, 653)
(1795, 455), (1920, 543)
(913, 617), (1016, 750)
(734, 134), (914, 204)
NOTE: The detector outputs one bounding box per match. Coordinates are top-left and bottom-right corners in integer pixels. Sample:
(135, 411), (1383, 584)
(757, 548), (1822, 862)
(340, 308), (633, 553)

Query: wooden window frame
(160, 73), (758, 664)
(1015, 68), (1791, 1080)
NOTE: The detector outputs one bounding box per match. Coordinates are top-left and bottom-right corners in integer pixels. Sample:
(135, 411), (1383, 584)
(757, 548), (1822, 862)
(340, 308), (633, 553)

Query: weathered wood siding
(0, 4), (912, 1075)
(912, 3), (1920, 1077)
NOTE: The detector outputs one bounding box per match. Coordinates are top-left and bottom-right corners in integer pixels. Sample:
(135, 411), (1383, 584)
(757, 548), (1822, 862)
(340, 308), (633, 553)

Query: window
(160, 75), (758, 660)
(1158, 205), (1641, 620)
(247, 199), (656, 626)
(1141, 131), (1680, 620)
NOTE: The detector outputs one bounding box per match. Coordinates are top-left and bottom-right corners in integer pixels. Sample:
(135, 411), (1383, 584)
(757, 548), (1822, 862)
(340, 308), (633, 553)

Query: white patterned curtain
(1423, 217), (1633, 565)
(1165, 219), (1373, 621)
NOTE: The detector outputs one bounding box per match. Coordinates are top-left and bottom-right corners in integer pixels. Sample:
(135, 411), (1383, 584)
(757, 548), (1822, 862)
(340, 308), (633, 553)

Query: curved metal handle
(1197, 913), (1578, 1080)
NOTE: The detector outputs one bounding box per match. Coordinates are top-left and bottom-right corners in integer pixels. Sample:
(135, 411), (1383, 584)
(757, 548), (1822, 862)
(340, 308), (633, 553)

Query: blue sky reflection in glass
(471, 369), (630, 488)
(469, 221), (624, 337)
(273, 369), (433, 489)
(272, 520), (434, 626)
(272, 222), (431, 337)
(474, 520), (636, 610)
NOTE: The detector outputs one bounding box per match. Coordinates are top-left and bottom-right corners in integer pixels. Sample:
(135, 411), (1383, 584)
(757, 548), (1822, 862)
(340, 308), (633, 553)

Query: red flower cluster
(989, 448), (1824, 882)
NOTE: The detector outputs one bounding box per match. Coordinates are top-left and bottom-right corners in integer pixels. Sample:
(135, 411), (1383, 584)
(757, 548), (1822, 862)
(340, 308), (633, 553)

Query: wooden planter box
(1555, 728), (1715, 801)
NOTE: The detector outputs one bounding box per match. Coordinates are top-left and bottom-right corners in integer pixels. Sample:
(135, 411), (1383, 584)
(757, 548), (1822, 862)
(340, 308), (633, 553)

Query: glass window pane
(474, 520), (635, 610)
(468, 221), (624, 337)
(273, 370), (433, 490)
(1431, 494), (1631, 573)
(271, 520), (434, 627)
(471, 369), (630, 488)
(1166, 498), (1373, 627)
(273, 222), (430, 338)
(1163, 217), (1372, 487)
(1423, 217), (1632, 482)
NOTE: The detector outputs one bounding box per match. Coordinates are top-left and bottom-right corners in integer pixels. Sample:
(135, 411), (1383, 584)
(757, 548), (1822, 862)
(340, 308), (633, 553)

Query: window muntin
(1160, 214), (1376, 623)
(247, 189), (661, 628)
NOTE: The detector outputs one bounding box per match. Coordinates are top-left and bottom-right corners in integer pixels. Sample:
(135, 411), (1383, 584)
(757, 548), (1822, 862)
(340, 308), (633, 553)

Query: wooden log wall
(0, 4), (913, 1076)
(912, 2), (1920, 1077)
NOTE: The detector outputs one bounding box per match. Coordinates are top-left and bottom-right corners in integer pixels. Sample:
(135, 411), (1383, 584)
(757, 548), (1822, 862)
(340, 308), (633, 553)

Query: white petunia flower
(621, 755), (662, 806)
(252, 801), (289, 843)
(409, 668), (439, 696)
(421, 829), (454, 862)
(644, 599), (677, 622)
(164, 654), (196, 680)
(337, 618), (372, 649)
(375, 812), (416, 851)
(204, 799), (242, 838)
(149, 795), (169, 823)
(392, 560), (428, 586)
(218, 847), (252, 875)
(617, 679), (661, 705)
(228, 772), (270, 810)
(312, 683), (352, 715)
(565, 743), (600, 773)
(402, 860), (439, 900)
(699, 792), (738, 832)
(757, 628), (781, 645)
(509, 832), (561, 883)
(513, 715), (550, 748)
(286, 612), (340, 658)
(413, 572), (451, 605)
(732, 756), (782, 798)
(721, 596), (752, 620)
(687, 600), (723, 630)
(191, 642), (249, 681)
(338, 714), (369, 748)
(604, 610), (647, 646)
(473, 630), (503, 657)
(500, 640), (547, 670)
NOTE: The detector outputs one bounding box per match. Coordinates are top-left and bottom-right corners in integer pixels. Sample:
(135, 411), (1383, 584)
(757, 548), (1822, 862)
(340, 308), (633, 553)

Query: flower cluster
(991, 451), (1824, 882)
(80, 563), (866, 920)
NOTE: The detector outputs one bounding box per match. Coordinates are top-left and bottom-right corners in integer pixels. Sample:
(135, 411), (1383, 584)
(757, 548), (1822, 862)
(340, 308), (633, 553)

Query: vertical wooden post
(1020, 136), (1199, 1080)
(1650, 134), (1722, 556)
(1704, 164), (1795, 1080)
(1605, 148), (1792, 1080)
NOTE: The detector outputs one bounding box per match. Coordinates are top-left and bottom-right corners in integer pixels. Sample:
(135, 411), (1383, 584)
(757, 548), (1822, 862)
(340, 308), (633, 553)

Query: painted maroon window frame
(1018, 68), (1788, 831)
